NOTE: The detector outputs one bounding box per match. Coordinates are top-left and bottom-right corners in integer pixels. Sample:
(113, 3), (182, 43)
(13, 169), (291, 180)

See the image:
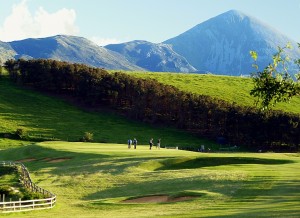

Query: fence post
(1, 161), (56, 213)
(2, 194), (5, 211)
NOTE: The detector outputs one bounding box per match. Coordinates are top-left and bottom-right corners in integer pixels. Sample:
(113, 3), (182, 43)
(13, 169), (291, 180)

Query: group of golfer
(127, 138), (161, 150)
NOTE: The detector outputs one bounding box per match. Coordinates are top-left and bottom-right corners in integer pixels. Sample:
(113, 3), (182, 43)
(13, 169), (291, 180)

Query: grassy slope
(129, 72), (300, 114)
(0, 142), (299, 217)
(1, 71), (299, 217)
(0, 75), (214, 149)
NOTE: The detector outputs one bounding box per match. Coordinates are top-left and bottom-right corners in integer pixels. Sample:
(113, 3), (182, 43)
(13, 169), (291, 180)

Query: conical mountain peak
(164, 10), (299, 75)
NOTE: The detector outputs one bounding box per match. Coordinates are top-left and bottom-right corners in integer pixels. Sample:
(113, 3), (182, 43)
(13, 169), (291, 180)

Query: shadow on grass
(0, 144), (167, 176)
(0, 145), (294, 176)
(0, 143), (109, 172)
(197, 179), (300, 218)
(83, 173), (228, 201)
(155, 157), (294, 171)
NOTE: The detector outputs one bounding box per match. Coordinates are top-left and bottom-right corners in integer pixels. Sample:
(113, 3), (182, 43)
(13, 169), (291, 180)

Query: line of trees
(5, 59), (300, 151)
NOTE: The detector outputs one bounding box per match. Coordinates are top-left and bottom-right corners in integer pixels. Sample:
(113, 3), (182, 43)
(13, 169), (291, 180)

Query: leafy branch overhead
(250, 43), (300, 111)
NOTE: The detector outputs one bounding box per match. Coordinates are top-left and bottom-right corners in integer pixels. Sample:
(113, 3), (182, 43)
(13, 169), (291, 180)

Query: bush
(0, 166), (16, 176)
(20, 188), (45, 200)
(0, 185), (14, 196)
(79, 132), (93, 142)
(15, 128), (26, 139)
(0, 185), (23, 201)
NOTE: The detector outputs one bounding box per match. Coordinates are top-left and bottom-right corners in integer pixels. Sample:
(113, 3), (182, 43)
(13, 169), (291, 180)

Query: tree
(250, 43), (300, 111)
(0, 61), (2, 77)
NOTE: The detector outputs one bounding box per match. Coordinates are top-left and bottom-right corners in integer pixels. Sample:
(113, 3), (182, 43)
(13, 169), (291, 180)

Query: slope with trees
(5, 59), (300, 151)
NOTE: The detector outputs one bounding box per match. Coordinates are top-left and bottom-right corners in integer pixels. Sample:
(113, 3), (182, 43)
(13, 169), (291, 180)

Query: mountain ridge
(1, 10), (299, 75)
(7, 35), (145, 71)
(164, 10), (300, 75)
(105, 40), (197, 72)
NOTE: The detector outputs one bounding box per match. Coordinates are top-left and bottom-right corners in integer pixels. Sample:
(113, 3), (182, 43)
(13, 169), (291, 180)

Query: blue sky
(0, 0), (299, 45)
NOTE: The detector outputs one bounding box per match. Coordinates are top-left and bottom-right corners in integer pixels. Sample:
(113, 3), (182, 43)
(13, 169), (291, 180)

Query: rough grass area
(128, 72), (300, 114)
(0, 142), (299, 217)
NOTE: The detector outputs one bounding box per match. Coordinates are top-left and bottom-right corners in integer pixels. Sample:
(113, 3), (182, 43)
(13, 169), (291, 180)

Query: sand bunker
(123, 195), (197, 203)
(47, 158), (71, 163)
(17, 158), (36, 162)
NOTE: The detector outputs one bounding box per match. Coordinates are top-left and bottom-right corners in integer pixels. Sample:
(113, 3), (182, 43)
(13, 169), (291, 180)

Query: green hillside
(0, 74), (214, 149)
(1, 70), (300, 217)
(129, 72), (300, 114)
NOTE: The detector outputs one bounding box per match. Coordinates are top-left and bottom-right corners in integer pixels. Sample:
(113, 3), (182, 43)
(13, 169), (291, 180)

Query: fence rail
(0, 161), (56, 213)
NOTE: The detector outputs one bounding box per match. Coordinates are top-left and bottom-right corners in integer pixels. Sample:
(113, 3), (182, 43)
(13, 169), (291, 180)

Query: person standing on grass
(200, 144), (205, 152)
(128, 139), (132, 149)
(149, 138), (153, 150)
(156, 138), (161, 149)
(133, 138), (137, 149)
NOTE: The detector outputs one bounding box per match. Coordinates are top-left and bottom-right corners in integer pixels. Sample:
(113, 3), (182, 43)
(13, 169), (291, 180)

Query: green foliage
(4, 59), (300, 150)
(128, 71), (300, 114)
(15, 128), (26, 139)
(0, 185), (15, 196)
(0, 63), (2, 78)
(19, 188), (46, 200)
(0, 166), (16, 176)
(250, 50), (258, 62)
(250, 44), (300, 111)
(0, 70), (210, 149)
(80, 132), (94, 142)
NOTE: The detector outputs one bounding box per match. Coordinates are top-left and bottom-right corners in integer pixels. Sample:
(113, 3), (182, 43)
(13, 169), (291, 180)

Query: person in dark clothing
(128, 139), (132, 149)
(133, 138), (137, 149)
(149, 138), (153, 150)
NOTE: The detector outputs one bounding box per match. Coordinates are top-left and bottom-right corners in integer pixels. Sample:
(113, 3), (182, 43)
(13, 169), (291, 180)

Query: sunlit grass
(0, 75), (215, 149)
(127, 72), (300, 114)
(0, 142), (299, 217)
(1, 69), (299, 217)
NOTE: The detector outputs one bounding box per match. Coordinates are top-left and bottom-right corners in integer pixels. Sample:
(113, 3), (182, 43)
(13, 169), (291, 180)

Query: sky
(0, 0), (299, 46)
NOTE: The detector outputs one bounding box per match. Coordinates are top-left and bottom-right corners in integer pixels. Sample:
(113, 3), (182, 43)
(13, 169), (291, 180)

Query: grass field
(128, 72), (300, 114)
(1, 70), (300, 217)
(0, 75), (215, 150)
(0, 142), (299, 217)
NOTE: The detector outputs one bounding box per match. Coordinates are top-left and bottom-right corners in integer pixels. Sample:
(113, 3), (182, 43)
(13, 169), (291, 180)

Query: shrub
(0, 185), (14, 196)
(15, 128), (26, 139)
(80, 132), (93, 142)
(20, 189), (45, 200)
(0, 166), (16, 176)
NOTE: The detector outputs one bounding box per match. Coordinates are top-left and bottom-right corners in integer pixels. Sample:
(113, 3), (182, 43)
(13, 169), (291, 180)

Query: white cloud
(90, 36), (121, 46)
(0, 0), (79, 42)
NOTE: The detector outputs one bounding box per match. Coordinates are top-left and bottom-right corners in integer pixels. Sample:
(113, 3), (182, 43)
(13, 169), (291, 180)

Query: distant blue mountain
(164, 10), (300, 76)
(105, 40), (196, 72)
(8, 35), (144, 71)
(1, 10), (299, 75)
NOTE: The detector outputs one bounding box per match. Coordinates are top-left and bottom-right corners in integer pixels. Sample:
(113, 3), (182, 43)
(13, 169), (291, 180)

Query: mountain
(105, 40), (196, 72)
(0, 41), (16, 64)
(9, 35), (144, 71)
(2, 10), (299, 75)
(164, 10), (300, 76)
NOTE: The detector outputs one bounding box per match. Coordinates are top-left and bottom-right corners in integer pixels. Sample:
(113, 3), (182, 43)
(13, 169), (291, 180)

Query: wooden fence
(0, 161), (56, 213)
